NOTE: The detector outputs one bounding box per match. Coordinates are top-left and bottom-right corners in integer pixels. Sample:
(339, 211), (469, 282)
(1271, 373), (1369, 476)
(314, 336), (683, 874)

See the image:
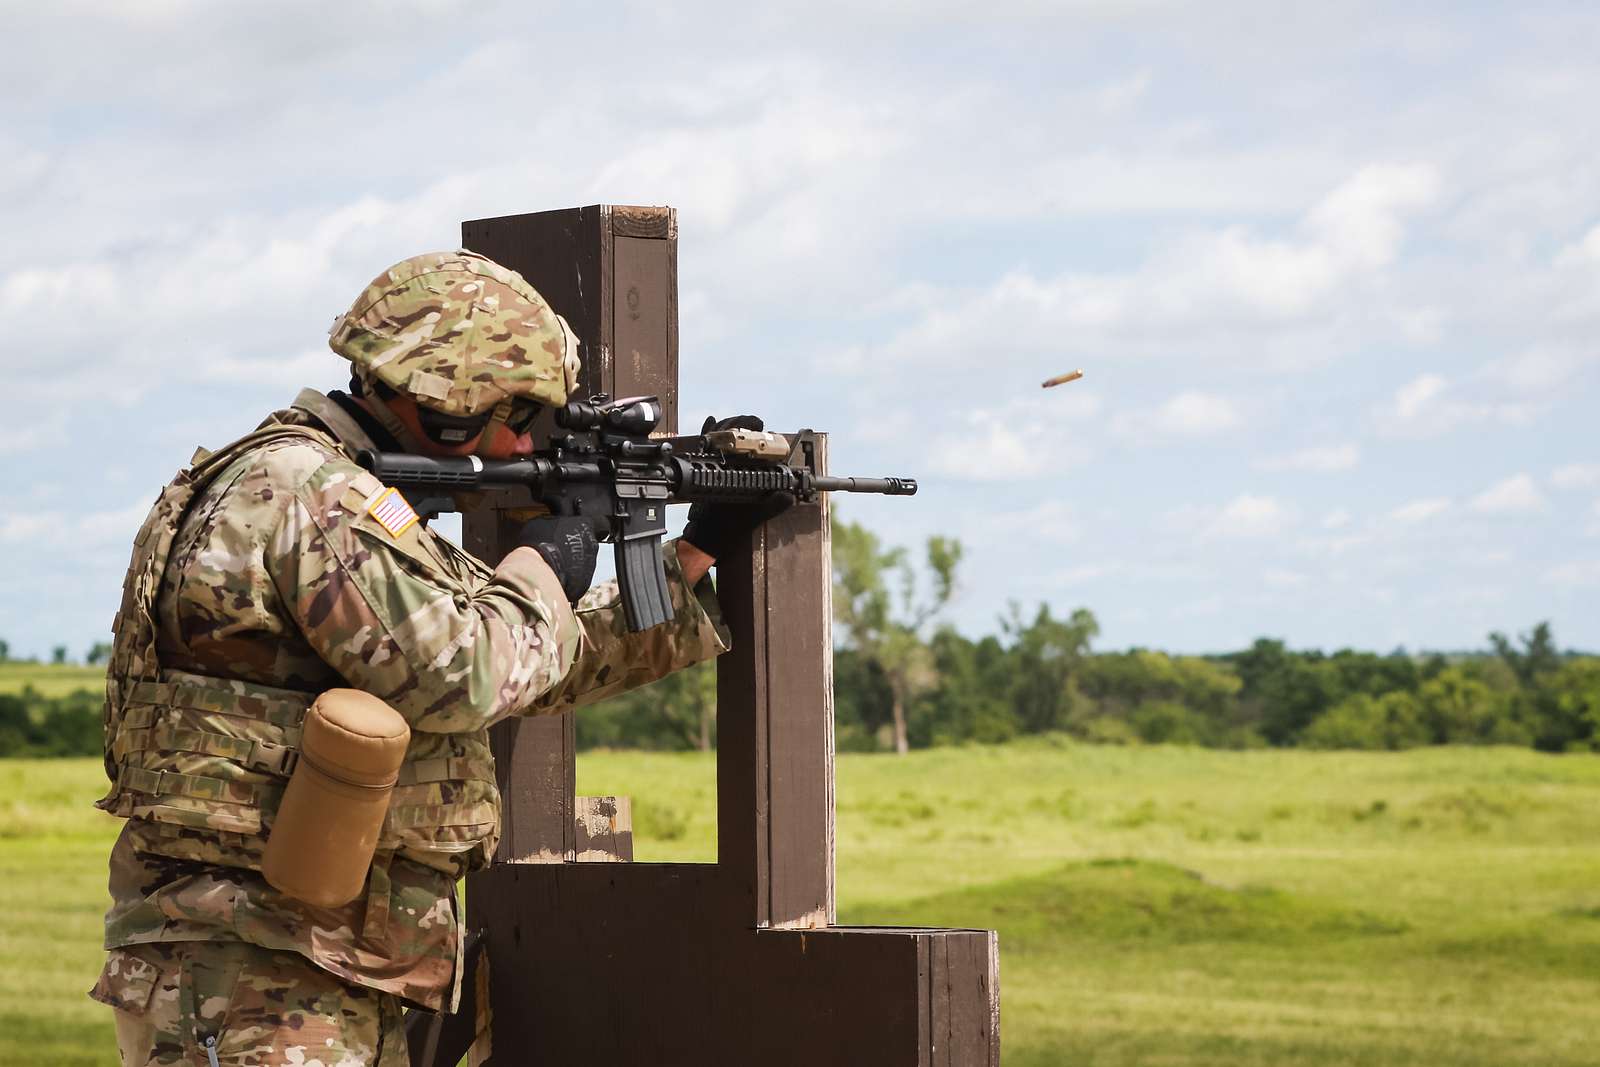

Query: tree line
(584, 517), (1600, 754)
(3, 518), (1597, 757)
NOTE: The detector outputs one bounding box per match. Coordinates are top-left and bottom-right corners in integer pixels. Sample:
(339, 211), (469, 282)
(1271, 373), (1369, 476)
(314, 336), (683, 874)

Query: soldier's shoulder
(243, 430), (354, 494)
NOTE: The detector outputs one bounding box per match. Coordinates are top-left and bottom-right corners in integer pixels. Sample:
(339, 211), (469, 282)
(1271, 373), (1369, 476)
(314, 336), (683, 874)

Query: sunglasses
(503, 402), (542, 436)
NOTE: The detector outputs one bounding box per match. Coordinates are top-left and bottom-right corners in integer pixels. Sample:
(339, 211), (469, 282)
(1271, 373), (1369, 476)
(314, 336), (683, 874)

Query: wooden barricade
(405, 206), (1000, 1065)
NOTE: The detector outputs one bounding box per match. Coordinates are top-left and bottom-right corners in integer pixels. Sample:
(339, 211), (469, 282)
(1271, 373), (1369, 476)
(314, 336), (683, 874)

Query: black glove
(518, 516), (599, 603)
(680, 415), (797, 560)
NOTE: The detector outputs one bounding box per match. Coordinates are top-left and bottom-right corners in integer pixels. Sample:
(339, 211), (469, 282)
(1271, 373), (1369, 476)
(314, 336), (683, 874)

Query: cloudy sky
(3, 1), (1598, 659)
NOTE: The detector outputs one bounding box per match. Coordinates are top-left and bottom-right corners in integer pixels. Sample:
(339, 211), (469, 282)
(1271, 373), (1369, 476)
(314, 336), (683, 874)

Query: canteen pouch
(261, 689), (410, 908)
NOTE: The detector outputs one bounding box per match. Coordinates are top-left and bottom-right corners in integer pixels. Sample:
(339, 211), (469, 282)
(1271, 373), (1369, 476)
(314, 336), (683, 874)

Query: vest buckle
(250, 740), (300, 777)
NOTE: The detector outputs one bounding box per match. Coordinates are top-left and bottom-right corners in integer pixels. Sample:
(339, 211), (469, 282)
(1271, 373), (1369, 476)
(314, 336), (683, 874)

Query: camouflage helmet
(328, 251), (581, 416)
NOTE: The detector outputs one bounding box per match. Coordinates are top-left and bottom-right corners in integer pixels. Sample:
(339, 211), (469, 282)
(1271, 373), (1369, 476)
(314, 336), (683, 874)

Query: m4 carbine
(357, 394), (917, 633)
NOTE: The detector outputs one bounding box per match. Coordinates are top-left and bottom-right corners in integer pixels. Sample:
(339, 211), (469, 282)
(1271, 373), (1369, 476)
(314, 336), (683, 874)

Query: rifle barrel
(810, 475), (918, 496)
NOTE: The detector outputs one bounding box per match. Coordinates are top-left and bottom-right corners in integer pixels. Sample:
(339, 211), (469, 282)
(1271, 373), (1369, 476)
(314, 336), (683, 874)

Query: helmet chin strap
(356, 373), (428, 454)
(474, 398), (514, 458)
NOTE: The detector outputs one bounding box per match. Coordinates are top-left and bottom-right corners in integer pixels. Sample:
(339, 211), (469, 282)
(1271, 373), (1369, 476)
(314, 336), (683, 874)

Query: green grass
(0, 663), (104, 698)
(5, 742), (1599, 1064)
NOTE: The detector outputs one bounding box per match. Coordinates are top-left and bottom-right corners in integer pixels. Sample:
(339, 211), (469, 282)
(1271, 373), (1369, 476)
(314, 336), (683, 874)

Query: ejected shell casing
(1042, 369), (1084, 389)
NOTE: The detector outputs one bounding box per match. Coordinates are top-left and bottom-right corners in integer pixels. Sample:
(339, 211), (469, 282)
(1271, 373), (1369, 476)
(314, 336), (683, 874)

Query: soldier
(89, 251), (782, 1065)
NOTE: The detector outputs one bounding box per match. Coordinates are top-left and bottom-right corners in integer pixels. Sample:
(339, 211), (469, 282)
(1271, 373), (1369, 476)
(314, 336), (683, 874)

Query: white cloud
(1551, 463), (1600, 490)
(931, 393), (1099, 481)
(1155, 391), (1238, 435)
(1389, 497), (1451, 524)
(984, 500), (1083, 544)
(1207, 494), (1293, 539)
(1263, 568), (1309, 588)
(1555, 222), (1600, 266)
(1469, 474), (1545, 515)
(1377, 373), (1534, 438)
(1487, 345), (1598, 393)
(196, 349), (331, 388)
(1049, 563), (1116, 586)
(78, 501), (153, 546)
(1304, 163), (1441, 270)
(1544, 560), (1600, 586)
(1258, 443), (1359, 472)
(1117, 390), (1239, 440)
(7, 3), (1600, 658)
(1171, 595), (1225, 619)
(0, 513), (60, 544)
(1393, 374), (1446, 419)
(1090, 68), (1152, 113)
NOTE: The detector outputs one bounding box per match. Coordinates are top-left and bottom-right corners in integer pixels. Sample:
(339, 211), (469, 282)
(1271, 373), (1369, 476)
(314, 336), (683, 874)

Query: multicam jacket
(97, 388), (729, 1011)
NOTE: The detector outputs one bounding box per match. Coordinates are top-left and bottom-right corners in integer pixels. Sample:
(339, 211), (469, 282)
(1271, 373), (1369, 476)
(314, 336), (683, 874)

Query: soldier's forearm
(675, 540), (713, 586)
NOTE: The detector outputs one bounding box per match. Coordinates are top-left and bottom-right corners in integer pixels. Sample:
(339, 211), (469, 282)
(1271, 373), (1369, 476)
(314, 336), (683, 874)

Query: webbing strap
(116, 725), (299, 777)
(397, 757), (493, 786)
(129, 680), (310, 727)
(118, 764), (278, 807)
(362, 850), (395, 942)
(385, 800), (497, 830)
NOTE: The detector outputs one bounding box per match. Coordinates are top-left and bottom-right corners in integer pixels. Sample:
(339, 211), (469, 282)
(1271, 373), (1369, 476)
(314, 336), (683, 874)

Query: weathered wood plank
(573, 795), (633, 862)
(612, 234), (677, 433)
(464, 864), (999, 1064)
(761, 434), (834, 928)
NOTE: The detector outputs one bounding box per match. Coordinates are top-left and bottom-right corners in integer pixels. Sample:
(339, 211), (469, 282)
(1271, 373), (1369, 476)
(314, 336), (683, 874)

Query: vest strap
(116, 725), (300, 777)
(128, 679), (312, 727)
(397, 756), (493, 786)
(118, 763), (279, 807)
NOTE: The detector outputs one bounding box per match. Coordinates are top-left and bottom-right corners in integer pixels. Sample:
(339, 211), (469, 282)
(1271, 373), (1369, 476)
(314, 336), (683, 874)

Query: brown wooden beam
(716, 435), (834, 929)
(463, 863), (999, 1065)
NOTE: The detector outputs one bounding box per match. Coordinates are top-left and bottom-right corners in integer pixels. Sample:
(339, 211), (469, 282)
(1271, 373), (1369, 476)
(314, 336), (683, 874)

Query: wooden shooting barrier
(405, 205), (1000, 1065)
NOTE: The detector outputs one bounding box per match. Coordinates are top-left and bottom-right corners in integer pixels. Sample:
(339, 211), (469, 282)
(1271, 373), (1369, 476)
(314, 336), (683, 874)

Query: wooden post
(715, 434), (836, 929)
(407, 206), (999, 1066)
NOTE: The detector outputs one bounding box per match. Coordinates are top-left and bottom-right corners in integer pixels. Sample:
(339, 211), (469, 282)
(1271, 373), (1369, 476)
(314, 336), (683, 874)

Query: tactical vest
(98, 424), (501, 881)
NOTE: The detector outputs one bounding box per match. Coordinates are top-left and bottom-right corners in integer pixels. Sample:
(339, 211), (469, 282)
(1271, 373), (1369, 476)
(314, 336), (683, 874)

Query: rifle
(357, 394), (917, 632)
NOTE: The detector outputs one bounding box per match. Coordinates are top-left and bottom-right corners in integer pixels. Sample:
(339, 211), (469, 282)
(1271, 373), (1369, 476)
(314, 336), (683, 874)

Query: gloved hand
(518, 515), (599, 603)
(681, 415), (797, 561)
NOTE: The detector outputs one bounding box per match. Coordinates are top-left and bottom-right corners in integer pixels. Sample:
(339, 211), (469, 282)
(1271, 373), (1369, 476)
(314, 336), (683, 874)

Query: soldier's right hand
(517, 516), (600, 603)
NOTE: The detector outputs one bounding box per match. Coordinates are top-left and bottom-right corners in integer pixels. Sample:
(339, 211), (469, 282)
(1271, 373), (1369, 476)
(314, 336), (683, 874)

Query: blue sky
(3, 2), (1597, 659)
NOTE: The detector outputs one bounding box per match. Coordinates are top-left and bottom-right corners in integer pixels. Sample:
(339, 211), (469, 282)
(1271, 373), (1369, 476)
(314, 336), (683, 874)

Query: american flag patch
(365, 487), (419, 538)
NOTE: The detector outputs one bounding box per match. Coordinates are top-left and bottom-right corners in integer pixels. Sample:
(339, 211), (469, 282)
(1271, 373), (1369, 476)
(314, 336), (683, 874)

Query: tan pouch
(262, 689), (410, 908)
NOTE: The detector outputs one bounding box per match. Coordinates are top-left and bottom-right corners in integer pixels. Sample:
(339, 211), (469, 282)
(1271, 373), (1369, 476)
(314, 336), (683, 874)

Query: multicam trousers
(90, 941), (408, 1066)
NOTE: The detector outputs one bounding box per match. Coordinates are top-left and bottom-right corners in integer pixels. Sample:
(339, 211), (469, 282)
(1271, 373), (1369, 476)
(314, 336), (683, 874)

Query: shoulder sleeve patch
(365, 486), (420, 538)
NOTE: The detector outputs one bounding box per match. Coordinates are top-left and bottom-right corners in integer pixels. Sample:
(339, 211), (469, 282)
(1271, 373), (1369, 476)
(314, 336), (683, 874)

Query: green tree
(1489, 622), (1561, 687)
(1227, 639), (1343, 745)
(914, 630), (1019, 745)
(85, 642), (112, 666)
(999, 603), (1099, 735)
(1076, 650), (1246, 744)
(833, 649), (896, 751)
(1415, 666), (1524, 744)
(577, 661), (719, 751)
(1129, 700), (1209, 745)
(1303, 692), (1428, 750)
(1538, 658), (1600, 751)
(50, 645), (68, 666)
(831, 516), (961, 754)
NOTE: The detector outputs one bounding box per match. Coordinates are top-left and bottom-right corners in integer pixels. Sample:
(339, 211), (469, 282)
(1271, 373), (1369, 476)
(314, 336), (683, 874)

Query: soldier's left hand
(681, 415), (797, 561)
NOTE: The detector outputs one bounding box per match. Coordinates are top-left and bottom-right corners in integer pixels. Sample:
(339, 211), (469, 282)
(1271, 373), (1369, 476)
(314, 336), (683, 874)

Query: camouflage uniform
(93, 253), (729, 1064)
(93, 941), (407, 1066)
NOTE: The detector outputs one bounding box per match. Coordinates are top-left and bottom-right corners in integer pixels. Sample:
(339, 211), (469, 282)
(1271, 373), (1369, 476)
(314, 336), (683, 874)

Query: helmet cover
(329, 250), (581, 416)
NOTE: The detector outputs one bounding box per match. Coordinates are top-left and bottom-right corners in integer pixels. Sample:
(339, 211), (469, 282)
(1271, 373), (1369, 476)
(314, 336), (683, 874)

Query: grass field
(4, 742), (1599, 1065)
(0, 662), (104, 698)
